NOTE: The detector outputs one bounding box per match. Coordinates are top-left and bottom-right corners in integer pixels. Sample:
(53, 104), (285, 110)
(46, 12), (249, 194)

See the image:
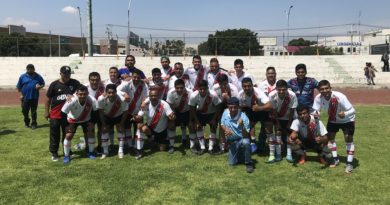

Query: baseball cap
(26, 64), (35, 69)
(60, 66), (71, 74)
(227, 97), (239, 106)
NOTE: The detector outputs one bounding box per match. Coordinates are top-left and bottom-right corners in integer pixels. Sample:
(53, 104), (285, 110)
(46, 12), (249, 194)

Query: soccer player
(45, 66), (81, 161)
(16, 64), (45, 129)
(168, 62), (190, 90)
(220, 97), (253, 173)
(206, 58), (231, 88)
(230, 59), (256, 92)
(118, 70), (149, 155)
(97, 84), (128, 159)
(238, 77), (273, 161)
(118, 55), (146, 81)
(160, 56), (174, 82)
(288, 105), (333, 166)
(312, 80), (356, 173)
(258, 66), (277, 96)
(166, 79), (193, 151)
(189, 80), (222, 154)
(104, 66), (122, 87)
(268, 80), (298, 162)
(288, 63), (318, 108)
(148, 68), (169, 100)
(61, 85), (98, 164)
(183, 55), (208, 91)
(134, 89), (176, 159)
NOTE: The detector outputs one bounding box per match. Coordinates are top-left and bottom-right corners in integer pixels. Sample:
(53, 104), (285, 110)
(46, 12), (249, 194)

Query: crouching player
(288, 105), (334, 166)
(268, 80), (298, 163)
(61, 85), (98, 164)
(166, 79), (193, 152)
(221, 97), (253, 173)
(97, 84), (128, 159)
(134, 89), (176, 159)
(312, 80), (356, 174)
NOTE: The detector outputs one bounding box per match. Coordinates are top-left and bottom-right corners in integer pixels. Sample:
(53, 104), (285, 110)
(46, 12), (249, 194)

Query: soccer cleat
(267, 155), (276, 163)
(168, 147), (174, 154)
(191, 147), (198, 155)
(63, 156), (71, 164)
(345, 164), (353, 174)
(135, 150), (143, 160)
(298, 154), (306, 165)
(329, 159), (340, 168)
(319, 157), (327, 165)
(87, 152), (96, 160)
(275, 154), (282, 162)
(51, 153), (59, 162)
(118, 152), (124, 159)
(199, 149), (206, 155)
(246, 164), (254, 173)
(31, 124), (37, 130)
(286, 155), (294, 163)
(100, 154), (107, 160)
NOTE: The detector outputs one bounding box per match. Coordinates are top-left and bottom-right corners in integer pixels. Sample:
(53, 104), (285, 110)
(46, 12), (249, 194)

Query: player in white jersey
(104, 67), (122, 87)
(238, 77), (273, 158)
(117, 70), (148, 155)
(230, 59), (257, 92)
(160, 56), (174, 82)
(166, 79), (193, 152)
(312, 80), (356, 173)
(134, 89), (176, 159)
(211, 74), (239, 153)
(289, 105), (334, 166)
(189, 80), (222, 154)
(257, 66), (277, 154)
(258, 66), (277, 96)
(148, 68), (169, 100)
(61, 85), (98, 164)
(206, 58), (231, 88)
(183, 55), (209, 91)
(168, 62), (190, 90)
(268, 80), (298, 163)
(85, 72), (105, 154)
(97, 84), (128, 159)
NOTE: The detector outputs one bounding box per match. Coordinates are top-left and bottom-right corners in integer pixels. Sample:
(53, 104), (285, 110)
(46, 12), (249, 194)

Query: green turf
(0, 106), (389, 204)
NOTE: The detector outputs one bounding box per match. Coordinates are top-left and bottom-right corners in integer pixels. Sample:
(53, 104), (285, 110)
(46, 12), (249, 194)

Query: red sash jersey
(46, 79), (81, 119)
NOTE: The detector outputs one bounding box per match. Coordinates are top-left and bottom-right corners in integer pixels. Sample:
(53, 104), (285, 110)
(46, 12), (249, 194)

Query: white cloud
(3, 17), (40, 26)
(62, 6), (78, 15)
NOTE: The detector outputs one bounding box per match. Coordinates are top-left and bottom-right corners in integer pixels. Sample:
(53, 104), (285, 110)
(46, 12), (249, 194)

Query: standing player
(61, 85), (98, 164)
(16, 64), (45, 129)
(183, 55), (208, 91)
(312, 80), (356, 173)
(268, 80), (298, 162)
(104, 67), (122, 87)
(168, 62), (190, 90)
(206, 58), (230, 88)
(134, 89), (176, 159)
(118, 70), (149, 155)
(238, 77), (273, 160)
(230, 59), (256, 92)
(288, 105), (333, 166)
(288, 63), (318, 108)
(160, 56), (174, 82)
(97, 84), (128, 159)
(118, 55), (146, 81)
(45, 66), (81, 161)
(166, 79), (193, 151)
(148, 68), (169, 100)
(189, 80), (222, 154)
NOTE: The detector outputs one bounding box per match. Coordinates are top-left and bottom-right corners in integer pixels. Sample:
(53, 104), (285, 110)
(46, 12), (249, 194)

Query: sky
(1, 0), (390, 44)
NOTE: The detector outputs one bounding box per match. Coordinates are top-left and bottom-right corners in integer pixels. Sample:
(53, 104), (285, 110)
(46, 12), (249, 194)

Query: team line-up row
(17, 55), (356, 174)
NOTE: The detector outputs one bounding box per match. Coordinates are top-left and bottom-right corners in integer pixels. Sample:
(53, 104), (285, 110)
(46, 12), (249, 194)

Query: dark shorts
(196, 113), (215, 126)
(175, 111), (190, 126)
(242, 108), (271, 123)
(151, 129), (168, 145)
(327, 121), (355, 136)
(297, 137), (322, 153)
(90, 110), (100, 124)
(66, 121), (93, 134)
(103, 114), (123, 127)
(124, 114), (138, 128)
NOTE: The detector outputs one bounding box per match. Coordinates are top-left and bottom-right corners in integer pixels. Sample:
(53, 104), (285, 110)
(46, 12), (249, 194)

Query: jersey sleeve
(290, 119), (300, 132)
(163, 101), (174, 116)
(318, 120), (328, 136)
(166, 89), (175, 104)
(257, 89), (270, 104)
(189, 92), (197, 107)
(211, 91), (222, 106)
(97, 96), (105, 110)
(61, 99), (73, 114)
(312, 94), (322, 112)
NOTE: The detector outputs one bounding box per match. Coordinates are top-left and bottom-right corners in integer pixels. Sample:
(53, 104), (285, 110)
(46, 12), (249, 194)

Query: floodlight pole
(126, 0), (133, 55)
(287, 5), (293, 47)
(77, 6), (84, 56)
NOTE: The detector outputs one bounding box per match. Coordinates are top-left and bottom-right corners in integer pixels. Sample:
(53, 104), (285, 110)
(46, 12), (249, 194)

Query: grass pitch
(0, 106), (389, 204)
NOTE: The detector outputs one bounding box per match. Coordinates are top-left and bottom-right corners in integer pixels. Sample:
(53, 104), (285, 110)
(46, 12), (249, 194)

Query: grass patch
(0, 106), (389, 204)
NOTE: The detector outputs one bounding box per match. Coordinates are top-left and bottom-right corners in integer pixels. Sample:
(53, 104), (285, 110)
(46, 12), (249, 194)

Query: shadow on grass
(0, 129), (16, 136)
